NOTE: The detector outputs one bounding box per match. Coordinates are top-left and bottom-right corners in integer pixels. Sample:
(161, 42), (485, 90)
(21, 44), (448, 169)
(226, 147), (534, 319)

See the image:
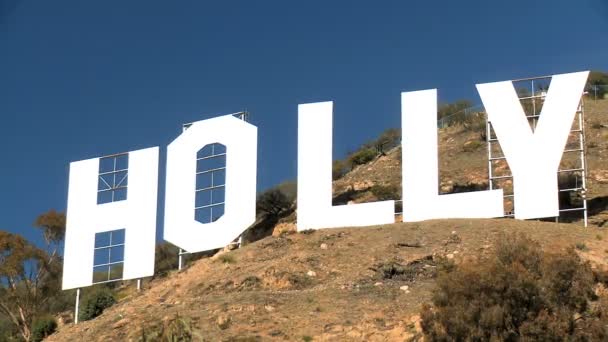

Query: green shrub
(332, 159), (349, 180)
(348, 148), (377, 167)
(0, 317), (18, 342)
(438, 100), (473, 121)
(140, 314), (201, 341)
(257, 188), (291, 217)
(374, 128), (401, 154)
(218, 254), (236, 264)
(31, 316), (57, 342)
(154, 242), (179, 277)
(421, 233), (606, 341)
(461, 112), (486, 133)
(79, 287), (116, 321)
(585, 71), (608, 99)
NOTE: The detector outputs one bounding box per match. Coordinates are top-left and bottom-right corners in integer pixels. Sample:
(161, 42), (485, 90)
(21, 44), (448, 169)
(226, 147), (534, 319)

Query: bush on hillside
(374, 128), (401, 154)
(140, 314), (201, 341)
(348, 148), (377, 168)
(461, 112), (486, 134)
(438, 100), (473, 121)
(31, 316), (57, 342)
(154, 242), (179, 277)
(332, 159), (349, 180)
(257, 188), (291, 217)
(586, 70), (608, 99)
(275, 180), (297, 202)
(330, 127), (400, 180)
(420, 233), (607, 341)
(79, 287), (116, 321)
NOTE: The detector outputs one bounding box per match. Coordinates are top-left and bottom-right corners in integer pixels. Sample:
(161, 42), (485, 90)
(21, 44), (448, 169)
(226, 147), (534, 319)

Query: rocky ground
(48, 219), (608, 341)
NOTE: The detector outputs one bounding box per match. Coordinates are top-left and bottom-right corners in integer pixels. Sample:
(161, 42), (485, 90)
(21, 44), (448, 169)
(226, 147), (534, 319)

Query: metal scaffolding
(485, 75), (588, 226)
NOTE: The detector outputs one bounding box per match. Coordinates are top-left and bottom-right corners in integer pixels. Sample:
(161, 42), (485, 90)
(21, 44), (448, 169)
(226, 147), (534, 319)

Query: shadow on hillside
(551, 196), (608, 225)
(450, 182), (489, 194)
(587, 196), (608, 216)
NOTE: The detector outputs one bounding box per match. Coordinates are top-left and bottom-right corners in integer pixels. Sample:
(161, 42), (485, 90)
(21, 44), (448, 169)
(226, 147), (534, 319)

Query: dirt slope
(49, 219), (608, 341)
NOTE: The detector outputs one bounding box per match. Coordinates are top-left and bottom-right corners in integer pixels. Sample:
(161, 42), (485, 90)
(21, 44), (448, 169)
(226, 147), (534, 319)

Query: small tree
(0, 211), (65, 341)
(0, 232), (59, 341)
(257, 188), (291, 217)
(33, 210), (65, 278)
(33, 210), (65, 252)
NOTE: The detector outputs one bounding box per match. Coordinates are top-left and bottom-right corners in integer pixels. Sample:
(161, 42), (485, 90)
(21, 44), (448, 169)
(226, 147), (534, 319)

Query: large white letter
(401, 90), (503, 222)
(62, 147), (159, 290)
(164, 115), (257, 253)
(297, 101), (395, 230)
(477, 71), (588, 219)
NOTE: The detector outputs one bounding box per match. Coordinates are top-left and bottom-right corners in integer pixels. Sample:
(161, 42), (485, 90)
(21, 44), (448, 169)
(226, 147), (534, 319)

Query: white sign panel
(164, 115), (257, 253)
(62, 147), (159, 290)
(61, 70), (590, 290)
(297, 101), (395, 231)
(477, 71), (588, 219)
(401, 89), (504, 222)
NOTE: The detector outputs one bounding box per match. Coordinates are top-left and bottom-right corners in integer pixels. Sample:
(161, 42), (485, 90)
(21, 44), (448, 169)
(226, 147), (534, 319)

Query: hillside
(49, 219), (608, 341)
(48, 99), (608, 341)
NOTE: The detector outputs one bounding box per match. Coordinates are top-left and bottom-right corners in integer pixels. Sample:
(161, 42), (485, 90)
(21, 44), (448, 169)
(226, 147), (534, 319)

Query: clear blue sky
(1, 0), (607, 247)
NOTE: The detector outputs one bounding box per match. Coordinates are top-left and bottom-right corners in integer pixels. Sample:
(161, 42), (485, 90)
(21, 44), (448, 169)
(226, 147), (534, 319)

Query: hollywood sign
(62, 71), (589, 290)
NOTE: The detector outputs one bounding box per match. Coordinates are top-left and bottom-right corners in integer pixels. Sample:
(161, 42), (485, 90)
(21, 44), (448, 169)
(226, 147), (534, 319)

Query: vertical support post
(531, 79), (537, 130)
(179, 122), (190, 269)
(178, 248), (183, 270)
(74, 288), (81, 324)
(594, 86), (597, 101)
(486, 115), (493, 191)
(583, 193), (588, 228)
(137, 279), (142, 291)
(578, 101), (588, 228)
